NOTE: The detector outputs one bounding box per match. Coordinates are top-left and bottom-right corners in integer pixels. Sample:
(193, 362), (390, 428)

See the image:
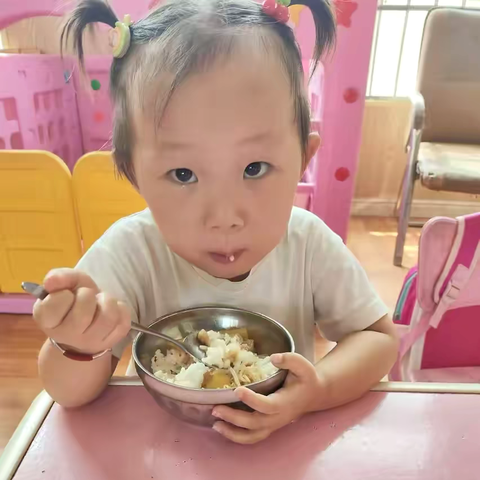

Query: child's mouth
(209, 250), (245, 265)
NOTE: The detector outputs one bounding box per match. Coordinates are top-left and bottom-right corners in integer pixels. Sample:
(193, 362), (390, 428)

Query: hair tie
(262, 0), (291, 24)
(109, 14), (133, 59)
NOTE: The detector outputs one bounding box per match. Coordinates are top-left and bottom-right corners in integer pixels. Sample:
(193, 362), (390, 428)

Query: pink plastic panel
(301, 58), (324, 188)
(294, 183), (315, 210)
(293, 0), (378, 240)
(0, 55), (83, 169)
(73, 56), (113, 153)
(14, 386), (480, 480)
(0, 293), (35, 314)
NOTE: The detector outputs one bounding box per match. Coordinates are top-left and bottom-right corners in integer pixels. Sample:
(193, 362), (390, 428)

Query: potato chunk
(202, 370), (232, 389)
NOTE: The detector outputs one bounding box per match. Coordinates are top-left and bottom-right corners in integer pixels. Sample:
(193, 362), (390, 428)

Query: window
(367, 0), (480, 97)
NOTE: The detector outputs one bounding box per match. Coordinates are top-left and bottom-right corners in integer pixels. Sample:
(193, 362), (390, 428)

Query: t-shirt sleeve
(311, 222), (389, 342)
(75, 241), (143, 359)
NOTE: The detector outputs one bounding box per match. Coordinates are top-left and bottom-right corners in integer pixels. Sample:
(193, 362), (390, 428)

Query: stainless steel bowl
(133, 306), (294, 427)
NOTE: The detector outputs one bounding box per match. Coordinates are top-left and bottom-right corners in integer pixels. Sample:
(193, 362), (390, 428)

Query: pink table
(2, 380), (480, 480)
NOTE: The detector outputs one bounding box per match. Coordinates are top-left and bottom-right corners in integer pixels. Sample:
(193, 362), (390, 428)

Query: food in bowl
(151, 328), (278, 389)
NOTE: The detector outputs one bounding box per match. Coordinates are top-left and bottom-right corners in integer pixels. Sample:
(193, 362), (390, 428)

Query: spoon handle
(21, 282), (48, 300)
(21, 282), (196, 359)
(130, 322), (189, 352)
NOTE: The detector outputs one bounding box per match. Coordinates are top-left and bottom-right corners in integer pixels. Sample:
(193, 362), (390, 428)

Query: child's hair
(62, 0), (336, 186)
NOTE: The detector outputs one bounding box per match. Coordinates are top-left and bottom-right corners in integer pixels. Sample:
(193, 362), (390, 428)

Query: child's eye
(168, 168), (198, 184)
(244, 162), (270, 179)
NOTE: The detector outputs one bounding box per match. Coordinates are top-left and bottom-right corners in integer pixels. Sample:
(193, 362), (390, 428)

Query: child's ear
(300, 132), (321, 178)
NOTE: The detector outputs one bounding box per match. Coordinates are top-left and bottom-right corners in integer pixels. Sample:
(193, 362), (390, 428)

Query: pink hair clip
(262, 0), (291, 24)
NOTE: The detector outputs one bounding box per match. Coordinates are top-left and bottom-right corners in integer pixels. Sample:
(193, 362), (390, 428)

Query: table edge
(372, 381), (480, 394)
(109, 377), (480, 394)
(0, 391), (54, 480)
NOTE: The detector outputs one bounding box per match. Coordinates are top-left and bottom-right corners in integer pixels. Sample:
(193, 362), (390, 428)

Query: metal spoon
(21, 282), (205, 362)
(128, 322), (205, 361)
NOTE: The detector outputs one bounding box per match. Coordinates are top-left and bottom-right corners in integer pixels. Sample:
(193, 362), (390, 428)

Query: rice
(151, 329), (278, 389)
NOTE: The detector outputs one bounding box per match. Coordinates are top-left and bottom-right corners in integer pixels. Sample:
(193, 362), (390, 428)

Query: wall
(353, 99), (480, 218)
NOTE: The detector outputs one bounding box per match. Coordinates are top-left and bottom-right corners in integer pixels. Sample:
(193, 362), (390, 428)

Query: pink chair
(392, 213), (480, 383)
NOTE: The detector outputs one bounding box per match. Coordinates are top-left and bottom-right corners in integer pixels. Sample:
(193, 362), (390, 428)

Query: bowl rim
(132, 305), (295, 393)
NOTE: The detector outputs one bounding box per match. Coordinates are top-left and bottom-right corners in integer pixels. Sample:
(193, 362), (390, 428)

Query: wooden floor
(347, 217), (419, 312)
(0, 217), (419, 455)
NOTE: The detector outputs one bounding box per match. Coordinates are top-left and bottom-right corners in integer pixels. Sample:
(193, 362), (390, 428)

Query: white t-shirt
(76, 207), (388, 362)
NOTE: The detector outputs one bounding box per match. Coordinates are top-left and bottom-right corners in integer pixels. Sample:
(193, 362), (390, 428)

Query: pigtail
(290, 0), (336, 68)
(60, 0), (119, 68)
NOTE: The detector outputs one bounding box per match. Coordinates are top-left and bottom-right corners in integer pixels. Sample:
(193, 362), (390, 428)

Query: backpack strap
(431, 214), (480, 327)
(434, 214), (480, 303)
(429, 264), (471, 328)
(398, 262), (474, 359)
(398, 309), (430, 359)
(393, 267), (418, 323)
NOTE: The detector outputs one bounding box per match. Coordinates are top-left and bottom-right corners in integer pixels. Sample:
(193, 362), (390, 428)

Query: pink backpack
(391, 213), (480, 382)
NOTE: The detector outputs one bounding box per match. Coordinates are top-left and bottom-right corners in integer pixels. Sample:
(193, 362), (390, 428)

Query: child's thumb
(270, 353), (316, 380)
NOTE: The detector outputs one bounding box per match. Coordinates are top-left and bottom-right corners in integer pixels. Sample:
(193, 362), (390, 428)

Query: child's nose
(204, 202), (245, 232)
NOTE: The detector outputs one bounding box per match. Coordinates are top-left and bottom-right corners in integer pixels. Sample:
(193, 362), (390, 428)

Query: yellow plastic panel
(73, 152), (147, 251)
(0, 151), (82, 293)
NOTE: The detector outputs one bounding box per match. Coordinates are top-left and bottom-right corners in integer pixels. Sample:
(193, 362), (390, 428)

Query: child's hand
(212, 353), (322, 444)
(33, 268), (131, 355)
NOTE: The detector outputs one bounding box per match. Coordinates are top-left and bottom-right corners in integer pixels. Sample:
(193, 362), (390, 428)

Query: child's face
(132, 49), (319, 279)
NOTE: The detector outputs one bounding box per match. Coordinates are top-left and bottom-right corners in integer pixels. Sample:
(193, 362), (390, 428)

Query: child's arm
(35, 269), (131, 407)
(311, 314), (398, 410)
(38, 339), (116, 408)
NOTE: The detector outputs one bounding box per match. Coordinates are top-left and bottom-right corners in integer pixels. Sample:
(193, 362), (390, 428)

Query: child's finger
(213, 421), (270, 445)
(84, 293), (123, 341)
(57, 287), (98, 335)
(33, 290), (76, 330)
(44, 268), (99, 294)
(212, 405), (271, 430)
(103, 301), (131, 347)
(235, 387), (280, 415)
(271, 353), (317, 381)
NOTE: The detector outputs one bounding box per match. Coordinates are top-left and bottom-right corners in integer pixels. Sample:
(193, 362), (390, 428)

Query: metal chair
(394, 8), (480, 267)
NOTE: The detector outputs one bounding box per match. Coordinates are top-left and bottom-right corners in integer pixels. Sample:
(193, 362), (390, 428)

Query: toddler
(34, 0), (398, 444)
